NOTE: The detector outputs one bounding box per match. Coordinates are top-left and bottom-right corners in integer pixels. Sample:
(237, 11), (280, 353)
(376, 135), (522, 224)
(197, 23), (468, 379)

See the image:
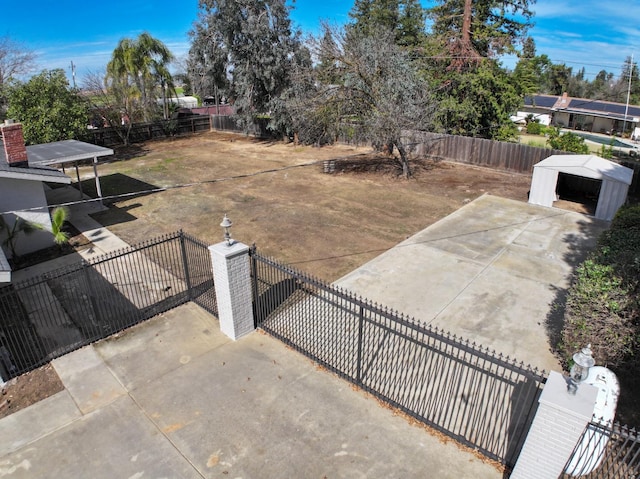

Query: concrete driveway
(0, 303), (501, 478)
(336, 194), (608, 373)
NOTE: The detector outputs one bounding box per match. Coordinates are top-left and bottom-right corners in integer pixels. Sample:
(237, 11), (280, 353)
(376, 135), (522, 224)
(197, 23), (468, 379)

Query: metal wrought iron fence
(0, 231), (216, 379)
(249, 248), (546, 468)
(561, 421), (640, 478)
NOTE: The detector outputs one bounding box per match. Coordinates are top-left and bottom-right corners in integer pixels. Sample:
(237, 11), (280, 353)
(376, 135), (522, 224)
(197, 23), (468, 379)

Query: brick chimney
(0, 120), (29, 168)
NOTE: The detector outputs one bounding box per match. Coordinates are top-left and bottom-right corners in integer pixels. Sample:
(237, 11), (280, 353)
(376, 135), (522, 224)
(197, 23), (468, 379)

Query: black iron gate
(0, 231), (216, 379)
(249, 247), (545, 469)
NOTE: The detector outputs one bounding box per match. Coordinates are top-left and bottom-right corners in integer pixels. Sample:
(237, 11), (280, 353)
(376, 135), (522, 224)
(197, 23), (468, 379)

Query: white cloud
(527, 0), (639, 79)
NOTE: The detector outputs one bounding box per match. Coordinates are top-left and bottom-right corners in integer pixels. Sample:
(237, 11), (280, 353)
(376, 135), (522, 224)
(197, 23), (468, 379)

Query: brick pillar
(0, 121), (29, 167)
(209, 241), (255, 340)
(510, 371), (598, 479)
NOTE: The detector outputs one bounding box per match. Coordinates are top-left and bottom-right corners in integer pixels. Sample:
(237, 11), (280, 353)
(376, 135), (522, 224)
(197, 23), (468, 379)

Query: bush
(547, 127), (589, 153)
(560, 205), (640, 368)
(526, 121), (543, 135)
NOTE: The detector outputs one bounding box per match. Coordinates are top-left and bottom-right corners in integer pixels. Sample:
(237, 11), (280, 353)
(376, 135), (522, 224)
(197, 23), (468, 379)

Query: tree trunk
(396, 142), (411, 178)
(462, 0), (472, 45)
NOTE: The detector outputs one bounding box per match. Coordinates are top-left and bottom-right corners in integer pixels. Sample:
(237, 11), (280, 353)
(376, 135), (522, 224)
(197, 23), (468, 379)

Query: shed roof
(534, 155), (633, 185)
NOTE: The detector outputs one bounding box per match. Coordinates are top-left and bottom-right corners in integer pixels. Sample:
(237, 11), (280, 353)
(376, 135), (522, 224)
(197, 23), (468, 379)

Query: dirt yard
(2, 131), (534, 418)
(83, 131), (532, 281)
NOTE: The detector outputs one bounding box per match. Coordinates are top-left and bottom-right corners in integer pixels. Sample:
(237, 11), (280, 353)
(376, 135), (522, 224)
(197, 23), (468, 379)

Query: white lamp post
(567, 344), (595, 395)
(220, 214), (233, 246)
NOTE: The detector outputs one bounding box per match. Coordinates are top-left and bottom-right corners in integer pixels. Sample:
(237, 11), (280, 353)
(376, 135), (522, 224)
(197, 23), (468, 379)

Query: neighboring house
(0, 121), (71, 282)
(521, 94), (640, 135)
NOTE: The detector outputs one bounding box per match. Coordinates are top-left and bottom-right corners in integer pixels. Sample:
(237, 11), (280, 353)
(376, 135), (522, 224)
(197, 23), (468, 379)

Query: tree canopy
(105, 33), (175, 123)
(0, 36), (36, 121)
(6, 69), (89, 145)
(428, 0), (535, 68)
(430, 59), (521, 140)
(284, 27), (436, 177)
(429, 0), (535, 63)
(348, 0), (426, 47)
(189, 0), (304, 130)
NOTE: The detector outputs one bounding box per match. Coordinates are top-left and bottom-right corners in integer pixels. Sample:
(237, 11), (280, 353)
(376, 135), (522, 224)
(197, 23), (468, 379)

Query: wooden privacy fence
(410, 132), (570, 174)
(89, 115), (274, 147)
(90, 116), (212, 147)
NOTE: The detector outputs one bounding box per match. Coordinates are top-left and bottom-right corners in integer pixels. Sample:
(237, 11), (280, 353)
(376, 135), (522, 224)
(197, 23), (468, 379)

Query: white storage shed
(528, 155), (633, 221)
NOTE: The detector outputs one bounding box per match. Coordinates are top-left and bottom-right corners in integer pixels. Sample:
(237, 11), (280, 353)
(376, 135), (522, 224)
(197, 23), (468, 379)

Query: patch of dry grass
(80, 131), (531, 281)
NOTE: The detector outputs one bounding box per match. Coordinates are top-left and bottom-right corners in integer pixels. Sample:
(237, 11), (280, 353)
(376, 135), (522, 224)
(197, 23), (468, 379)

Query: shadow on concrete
(503, 376), (544, 477)
(544, 218), (606, 361)
(90, 204), (141, 228)
(253, 277), (301, 327)
(1, 247), (189, 377)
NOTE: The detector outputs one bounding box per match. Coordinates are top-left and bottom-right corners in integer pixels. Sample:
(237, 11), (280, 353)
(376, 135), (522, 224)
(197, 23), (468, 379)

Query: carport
(26, 140), (114, 200)
(528, 154), (633, 221)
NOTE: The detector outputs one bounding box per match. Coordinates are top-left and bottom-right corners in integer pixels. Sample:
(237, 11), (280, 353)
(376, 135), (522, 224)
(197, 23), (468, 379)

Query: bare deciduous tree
(283, 26), (436, 178)
(0, 36), (36, 119)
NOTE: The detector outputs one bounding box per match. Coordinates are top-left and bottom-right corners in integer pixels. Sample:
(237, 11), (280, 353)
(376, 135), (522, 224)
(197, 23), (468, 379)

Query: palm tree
(106, 33), (175, 123)
(50, 207), (70, 246)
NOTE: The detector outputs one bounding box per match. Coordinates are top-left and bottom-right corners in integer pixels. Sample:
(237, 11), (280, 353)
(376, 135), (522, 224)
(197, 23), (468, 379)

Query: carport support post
(208, 241), (255, 340)
(510, 371), (598, 479)
(92, 156), (103, 202)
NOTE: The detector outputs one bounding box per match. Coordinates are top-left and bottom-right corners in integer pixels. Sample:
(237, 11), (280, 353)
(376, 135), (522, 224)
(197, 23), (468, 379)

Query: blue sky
(1, 0), (638, 84)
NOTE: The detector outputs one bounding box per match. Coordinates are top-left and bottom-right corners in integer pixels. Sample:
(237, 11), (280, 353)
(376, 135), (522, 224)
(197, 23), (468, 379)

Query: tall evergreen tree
(349, 0), (425, 48)
(187, 18), (228, 106)
(428, 0), (534, 69)
(189, 0), (302, 130)
(512, 37), (541, 96)
(397, 0), (426, 47)
(432, 60), (520, 139)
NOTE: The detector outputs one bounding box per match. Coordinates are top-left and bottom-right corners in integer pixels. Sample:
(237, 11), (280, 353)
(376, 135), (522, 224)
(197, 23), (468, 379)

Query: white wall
(0, 177), (54, 258)
(592, 117), (612, 133)
(528, 167), (559, 207)
(596, 179), (630, 221)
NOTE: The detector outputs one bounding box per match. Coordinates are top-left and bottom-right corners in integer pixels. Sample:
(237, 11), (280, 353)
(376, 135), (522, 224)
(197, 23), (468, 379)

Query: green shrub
(610, 206), (640, 230)
(547, 127), (589, 153)
(526, 121), (543, 135)
(560, 205), (640, 368)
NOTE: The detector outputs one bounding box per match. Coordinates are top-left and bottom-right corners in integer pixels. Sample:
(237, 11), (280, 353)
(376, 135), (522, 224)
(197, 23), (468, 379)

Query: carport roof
(24, 140), (113, 166)
(534, 155), (633, 185)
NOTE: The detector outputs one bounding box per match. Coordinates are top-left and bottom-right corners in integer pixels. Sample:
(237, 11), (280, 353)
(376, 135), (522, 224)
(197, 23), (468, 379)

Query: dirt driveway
(79, 131), (532, 281)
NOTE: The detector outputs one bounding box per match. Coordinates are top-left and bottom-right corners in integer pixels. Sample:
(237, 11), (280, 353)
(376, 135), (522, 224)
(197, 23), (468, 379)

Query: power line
(0, 159), (327, 217)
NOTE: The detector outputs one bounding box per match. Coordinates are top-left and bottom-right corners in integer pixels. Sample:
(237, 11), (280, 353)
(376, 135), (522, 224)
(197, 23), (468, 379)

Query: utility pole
(623, 53), (633, 135)
(70, 61), (77, 89)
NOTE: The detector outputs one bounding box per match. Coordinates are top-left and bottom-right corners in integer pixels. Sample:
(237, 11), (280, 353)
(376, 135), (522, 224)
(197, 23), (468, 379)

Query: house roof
(533, 154), (634, 185)
(524, 95), (640, 121)
(524, 95), (558, 109)
(0, 156), (70, 184)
